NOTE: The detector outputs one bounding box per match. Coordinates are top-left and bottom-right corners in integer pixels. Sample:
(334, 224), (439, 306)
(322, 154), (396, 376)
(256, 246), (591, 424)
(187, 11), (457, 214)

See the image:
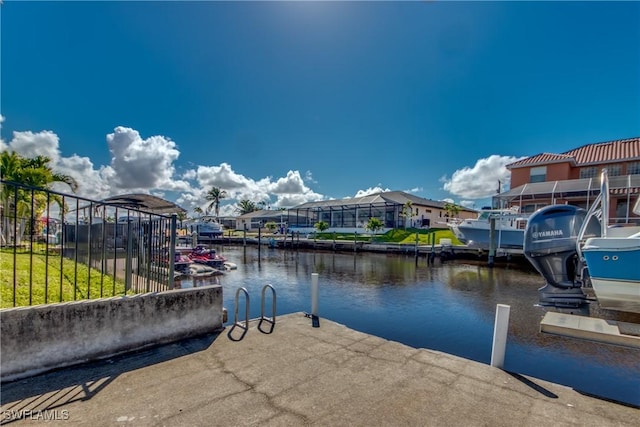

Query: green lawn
(232, 227), (461, 245)
(313, 228), (462, 245)
(0, 249), (128, 309)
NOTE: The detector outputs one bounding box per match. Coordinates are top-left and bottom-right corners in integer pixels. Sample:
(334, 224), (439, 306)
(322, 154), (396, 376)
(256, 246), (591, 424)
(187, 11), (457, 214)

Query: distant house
(499, 137), (640, 223)
(237, 191), (476, 233)
(235, 210), (293, 232)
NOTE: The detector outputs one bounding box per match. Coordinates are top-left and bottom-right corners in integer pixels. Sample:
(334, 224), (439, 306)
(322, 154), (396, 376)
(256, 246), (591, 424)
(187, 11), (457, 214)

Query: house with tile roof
(499, 137), (640, 223)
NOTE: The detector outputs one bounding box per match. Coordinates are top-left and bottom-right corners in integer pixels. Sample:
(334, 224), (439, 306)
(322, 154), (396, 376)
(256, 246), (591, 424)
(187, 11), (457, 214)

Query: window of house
(627, 162), (640, 175)
(606, 164), (622, 176)
(529, 166), (546, 183)
(580, 167), (598, 179)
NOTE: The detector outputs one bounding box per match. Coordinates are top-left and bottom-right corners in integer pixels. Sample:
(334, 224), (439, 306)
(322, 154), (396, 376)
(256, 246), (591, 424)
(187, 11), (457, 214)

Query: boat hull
(582, 237), (640, 314)
(452, 225), (524, 250)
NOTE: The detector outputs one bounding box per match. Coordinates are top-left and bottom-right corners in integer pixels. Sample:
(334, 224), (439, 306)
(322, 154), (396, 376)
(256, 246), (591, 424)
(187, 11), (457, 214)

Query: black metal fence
(1, 180), (177, 308)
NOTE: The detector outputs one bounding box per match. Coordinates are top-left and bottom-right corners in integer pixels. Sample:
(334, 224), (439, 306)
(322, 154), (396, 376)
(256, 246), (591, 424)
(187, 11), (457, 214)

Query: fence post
(491, 304), (511, 368)
(125, 220), (133, 292)
(168, 214), (177, 290)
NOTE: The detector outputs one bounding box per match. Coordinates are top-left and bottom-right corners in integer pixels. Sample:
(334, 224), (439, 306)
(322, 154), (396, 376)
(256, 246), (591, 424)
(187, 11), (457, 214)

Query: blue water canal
(177, 245), (640, 407)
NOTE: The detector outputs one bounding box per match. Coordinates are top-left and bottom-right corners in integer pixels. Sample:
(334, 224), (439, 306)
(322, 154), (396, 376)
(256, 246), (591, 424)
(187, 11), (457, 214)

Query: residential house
(234, 191), (475, 233)
(499, 137), (640, 223)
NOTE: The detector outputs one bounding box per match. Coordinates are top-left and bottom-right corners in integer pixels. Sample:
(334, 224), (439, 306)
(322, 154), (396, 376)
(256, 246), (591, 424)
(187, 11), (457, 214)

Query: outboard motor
(523, 205), (600, 307)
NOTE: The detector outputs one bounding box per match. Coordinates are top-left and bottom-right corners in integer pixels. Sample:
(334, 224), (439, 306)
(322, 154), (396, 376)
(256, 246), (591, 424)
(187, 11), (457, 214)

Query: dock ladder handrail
(233, 287), (250, 332)
(259, 284), (276, 334)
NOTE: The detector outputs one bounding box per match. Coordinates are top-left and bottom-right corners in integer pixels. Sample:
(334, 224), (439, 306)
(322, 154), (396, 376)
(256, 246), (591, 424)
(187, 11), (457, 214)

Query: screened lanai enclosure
(283, 193), (411, 231)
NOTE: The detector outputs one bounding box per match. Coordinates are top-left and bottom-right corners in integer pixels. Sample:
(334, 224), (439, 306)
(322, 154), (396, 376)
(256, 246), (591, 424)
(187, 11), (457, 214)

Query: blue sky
(2, 1), (639, 215)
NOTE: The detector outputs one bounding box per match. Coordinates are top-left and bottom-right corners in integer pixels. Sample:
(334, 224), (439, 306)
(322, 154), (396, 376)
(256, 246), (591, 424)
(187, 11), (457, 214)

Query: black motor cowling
(523, 205), (599, 307)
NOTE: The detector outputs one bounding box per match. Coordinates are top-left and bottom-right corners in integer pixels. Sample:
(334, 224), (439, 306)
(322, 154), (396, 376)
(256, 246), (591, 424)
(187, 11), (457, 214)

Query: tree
(176, 211), (187, 229)
(400, 200), (413, 229)
(237, 199), (258, 215)
(1, 152), (78, 192)
(314, 220), (329, 243)
(443, 202), (460, 221)
(1, 152), (78, 244)
(264, 221), (277, 233)
(193, 206), (204, 218)
(365, 217), (384, 241)
(205, 186), (227, 220)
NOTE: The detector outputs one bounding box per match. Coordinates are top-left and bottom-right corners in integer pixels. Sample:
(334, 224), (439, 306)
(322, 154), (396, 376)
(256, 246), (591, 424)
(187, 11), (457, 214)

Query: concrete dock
(1, 313), (637, 426)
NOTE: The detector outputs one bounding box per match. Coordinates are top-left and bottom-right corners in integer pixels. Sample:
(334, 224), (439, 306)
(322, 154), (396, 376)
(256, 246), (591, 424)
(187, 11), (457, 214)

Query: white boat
(578, 170), (640, 313)
(185, 263), (224, 277)
(183, 216), (224, 242)
(223, 261), (238, 270)
(523, 169), (640, 313)
(448, 207), (528, 250)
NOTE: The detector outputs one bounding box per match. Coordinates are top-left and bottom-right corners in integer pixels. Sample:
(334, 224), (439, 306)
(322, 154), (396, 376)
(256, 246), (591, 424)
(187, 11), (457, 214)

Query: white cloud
(442, 155), (524, 199)
(0, 123), (332, 215)
(354, 185), (391, 198)
(105, 126), (183, 191)
(5, 130), (61, 163)
(405, 187), (423, 194)
(304, 170), (317, 184)
(459, 200), (476, 209)
(55, 155), (111, 199)
(0, 115), (5, 151)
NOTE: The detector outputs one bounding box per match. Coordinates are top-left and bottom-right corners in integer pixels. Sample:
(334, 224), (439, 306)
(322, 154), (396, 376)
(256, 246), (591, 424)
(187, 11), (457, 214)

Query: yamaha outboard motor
(523, 205), (600, 307)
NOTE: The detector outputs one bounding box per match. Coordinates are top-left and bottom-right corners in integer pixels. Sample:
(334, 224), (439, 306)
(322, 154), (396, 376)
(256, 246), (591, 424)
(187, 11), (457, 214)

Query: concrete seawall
(0, 285), (223, 382)
(1, 313), (637, 426)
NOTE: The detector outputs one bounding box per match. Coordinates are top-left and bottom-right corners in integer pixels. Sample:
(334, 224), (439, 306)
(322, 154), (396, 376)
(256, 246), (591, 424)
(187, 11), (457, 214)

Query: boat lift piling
(488, 217), (496, 268)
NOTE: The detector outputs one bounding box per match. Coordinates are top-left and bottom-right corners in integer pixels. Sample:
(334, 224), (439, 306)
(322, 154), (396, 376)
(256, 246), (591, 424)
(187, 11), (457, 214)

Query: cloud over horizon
(1, 119), (507, 214)
(0, 122), (329, 214)
(441, 155), (524, 199)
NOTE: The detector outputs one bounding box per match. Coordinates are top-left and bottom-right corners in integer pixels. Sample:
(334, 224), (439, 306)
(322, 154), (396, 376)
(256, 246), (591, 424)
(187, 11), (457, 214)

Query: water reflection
(176, 245), (640, 406)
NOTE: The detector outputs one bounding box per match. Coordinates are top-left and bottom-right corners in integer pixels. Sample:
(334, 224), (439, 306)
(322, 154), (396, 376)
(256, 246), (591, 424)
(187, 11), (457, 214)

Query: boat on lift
(523, 169), (640, 313)
(448, 206), (528, 250)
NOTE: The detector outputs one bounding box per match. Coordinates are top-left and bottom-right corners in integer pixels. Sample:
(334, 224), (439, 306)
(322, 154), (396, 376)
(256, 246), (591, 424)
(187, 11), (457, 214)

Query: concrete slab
(1, 313), (638, 426)
(540, 311), (640, 348)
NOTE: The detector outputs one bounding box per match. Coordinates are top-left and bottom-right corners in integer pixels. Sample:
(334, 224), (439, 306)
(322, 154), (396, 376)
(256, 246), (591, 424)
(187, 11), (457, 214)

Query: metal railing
(0, 180), (177, 308)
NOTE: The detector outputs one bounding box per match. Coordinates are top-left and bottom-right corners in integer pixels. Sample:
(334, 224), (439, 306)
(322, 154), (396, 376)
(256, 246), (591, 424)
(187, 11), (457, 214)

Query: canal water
(177, 245), (640, 407)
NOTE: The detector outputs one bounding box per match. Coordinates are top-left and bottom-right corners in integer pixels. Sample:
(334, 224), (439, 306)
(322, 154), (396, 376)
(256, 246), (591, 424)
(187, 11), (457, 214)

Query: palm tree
(400, 200), (413, 229)
(205, 186), (227, 220)
(193, 206), (204, 218)
(314, 220), (329, 244)
(443, 202), (460, 221)
(237, 199), (258, 215)
(0, 152), (78, 244)
(365, 217), (384, 242)
(176, 211), (187, 229)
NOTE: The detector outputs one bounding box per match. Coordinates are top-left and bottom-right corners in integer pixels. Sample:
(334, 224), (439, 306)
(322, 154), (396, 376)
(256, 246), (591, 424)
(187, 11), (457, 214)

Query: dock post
(311, 273), (319, 327)
(490, 304), (511, 368)
(430, 232), (436, 264)
(354, 231), (357, 253)
(415, 232), (419, 259)
(488, 217), (496, 267)
(311, 273), (319, 316)
(243, 225), (247, 247)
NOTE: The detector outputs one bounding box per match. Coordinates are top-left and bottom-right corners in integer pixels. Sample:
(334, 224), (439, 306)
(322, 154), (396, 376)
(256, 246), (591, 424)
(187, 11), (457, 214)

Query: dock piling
(490, 304), (511, 369)
(310, 273), (320, 327)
